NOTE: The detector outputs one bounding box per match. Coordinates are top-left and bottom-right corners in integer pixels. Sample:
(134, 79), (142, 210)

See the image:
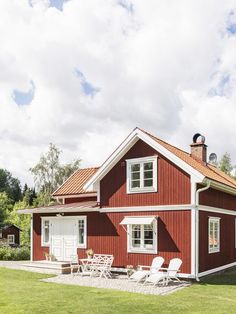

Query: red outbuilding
(19, 128), (236, 279)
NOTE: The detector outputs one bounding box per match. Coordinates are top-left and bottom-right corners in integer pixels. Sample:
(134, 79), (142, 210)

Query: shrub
(0, 246), (30, 261)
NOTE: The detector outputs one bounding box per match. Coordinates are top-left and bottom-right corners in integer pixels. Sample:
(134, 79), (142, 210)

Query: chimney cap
(193, 133), (205, 144)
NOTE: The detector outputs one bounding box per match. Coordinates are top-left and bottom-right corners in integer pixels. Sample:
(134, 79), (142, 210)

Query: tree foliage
(30, 143), (80, 206)
(0, 192), (13, 227)
(218, 152), (235, 177)
(0, 169), (22, 202)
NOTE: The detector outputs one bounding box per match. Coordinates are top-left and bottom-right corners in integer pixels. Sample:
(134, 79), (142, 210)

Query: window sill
(128, 249), (157, 254)
(208, 249), (220, 254)
(127, 188), (157, 194)
(78, 245), (87, 249)
(41, 244), (50, 247)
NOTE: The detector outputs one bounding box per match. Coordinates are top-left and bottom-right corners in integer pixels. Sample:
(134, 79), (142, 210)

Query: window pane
(131, 164), (140, 172)
(131, 172), (140, 180)
(78, 220), (84, 244)
(131, 180), (140, 188)
(44, 221), (49, 243)
(144, 224), (153, 247)
(144, 179), (153, 187)
(144, 171), (153, 179)
(144, 162), (153, 170)
(131, 225), (141, 248)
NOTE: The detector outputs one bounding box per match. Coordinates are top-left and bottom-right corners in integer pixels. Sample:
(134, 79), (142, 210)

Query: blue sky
(1, 0), (236, 185)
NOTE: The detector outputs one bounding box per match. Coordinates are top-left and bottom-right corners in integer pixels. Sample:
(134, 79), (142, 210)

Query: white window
(126, 156), (157, 194)
(7, 234), (15, 244)
(127, 221), (157, 253)
(78, 216), (87, 248)
(208, 217), (220, 253)
(41, 219), (50, 246)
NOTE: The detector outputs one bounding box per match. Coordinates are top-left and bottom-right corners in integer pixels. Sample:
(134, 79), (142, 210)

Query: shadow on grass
(199, 267), (236, 286)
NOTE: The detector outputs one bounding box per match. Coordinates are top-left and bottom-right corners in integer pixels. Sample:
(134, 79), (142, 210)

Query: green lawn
(0, 268), (236, 314)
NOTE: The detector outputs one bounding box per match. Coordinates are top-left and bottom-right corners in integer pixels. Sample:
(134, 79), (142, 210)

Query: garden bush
(0, 246), (30, 260)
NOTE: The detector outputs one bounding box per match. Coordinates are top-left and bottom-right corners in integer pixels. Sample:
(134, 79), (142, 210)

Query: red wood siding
(64, 196), (97, 204)
(100, 140), (191, 207)
(33, 214), (49, 260)
(33, 210), (191, 274)
(199, 211), (236, 272)
(199, 187), (236, 211)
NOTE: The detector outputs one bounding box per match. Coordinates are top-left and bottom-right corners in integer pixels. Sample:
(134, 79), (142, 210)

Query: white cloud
(0, 0), (236, 186)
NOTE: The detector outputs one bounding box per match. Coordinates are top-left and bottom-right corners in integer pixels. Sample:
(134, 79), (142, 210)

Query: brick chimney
(190, 133), (207, 164)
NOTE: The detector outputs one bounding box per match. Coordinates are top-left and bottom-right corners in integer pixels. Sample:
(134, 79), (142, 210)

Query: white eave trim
(84, 128), (205, 191)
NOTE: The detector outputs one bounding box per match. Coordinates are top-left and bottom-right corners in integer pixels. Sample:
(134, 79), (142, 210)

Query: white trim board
(199, 205), (236, 216)
(100, 204), (194, 213)
(198, 261), (236, 278)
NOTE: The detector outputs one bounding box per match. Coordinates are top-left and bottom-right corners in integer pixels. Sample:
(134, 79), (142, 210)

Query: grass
(0, 268), (236, 314)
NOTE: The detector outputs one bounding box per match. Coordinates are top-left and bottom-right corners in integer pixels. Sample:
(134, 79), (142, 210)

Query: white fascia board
(209, 180), (236, 196)
(84, 128), (204, 191)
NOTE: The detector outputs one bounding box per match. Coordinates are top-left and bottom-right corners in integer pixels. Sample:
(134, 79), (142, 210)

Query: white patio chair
(129, 256), (164, 283)
(144, 258), (182, 286)
(90, 254), (114, 279)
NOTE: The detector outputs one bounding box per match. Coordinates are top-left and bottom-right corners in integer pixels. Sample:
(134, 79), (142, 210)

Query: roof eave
(208, 179), (236, 196)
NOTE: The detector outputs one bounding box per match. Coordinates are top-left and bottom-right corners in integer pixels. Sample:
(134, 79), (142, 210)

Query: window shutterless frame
(208, 217), (220, 254)
(126, 156), (158, 194)
(7, 234), (15, 244)
(77, 216), (87, 249)
(127, 219), (157, 254)
(41, 218), (50, 247)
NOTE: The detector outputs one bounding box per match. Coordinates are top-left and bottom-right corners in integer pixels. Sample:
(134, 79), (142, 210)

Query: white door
(51, 219), (77, 261)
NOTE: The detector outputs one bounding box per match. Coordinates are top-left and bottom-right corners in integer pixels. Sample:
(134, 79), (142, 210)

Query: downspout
(30, 214), (33, 262)
(195, 180), (211, 281)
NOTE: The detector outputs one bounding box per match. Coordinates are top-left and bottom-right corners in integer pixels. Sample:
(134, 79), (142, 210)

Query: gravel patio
(42, 273), (190, 295)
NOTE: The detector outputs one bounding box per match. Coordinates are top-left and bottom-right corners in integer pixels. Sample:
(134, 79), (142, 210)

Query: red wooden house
(19, 128), (236, 279)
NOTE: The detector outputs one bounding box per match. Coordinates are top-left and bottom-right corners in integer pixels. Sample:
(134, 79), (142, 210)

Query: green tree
(218, 152), (235, 176)
(30, 143), (80, 206)
(0, 169), (22, 202)
(0, 192), (13, 227)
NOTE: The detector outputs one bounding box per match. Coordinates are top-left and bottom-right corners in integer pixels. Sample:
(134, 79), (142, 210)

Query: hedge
(0, 246), (30, 261)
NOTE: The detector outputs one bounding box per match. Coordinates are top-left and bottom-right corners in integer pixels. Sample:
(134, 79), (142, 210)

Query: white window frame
(126, 156), (158, 194)
(7, 234), (15, 245)
(127, 219), (157, 254)
(208, 217), (220, 254)
(77, 216), (87, 249)
(41, 218), (50, 247)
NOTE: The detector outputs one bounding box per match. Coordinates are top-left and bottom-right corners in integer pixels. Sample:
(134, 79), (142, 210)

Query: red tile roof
(141, 128), (236, 190)
(52, 167), (99, 196)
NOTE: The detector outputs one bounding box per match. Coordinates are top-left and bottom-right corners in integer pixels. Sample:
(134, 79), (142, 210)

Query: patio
(42, 273), (190, 295)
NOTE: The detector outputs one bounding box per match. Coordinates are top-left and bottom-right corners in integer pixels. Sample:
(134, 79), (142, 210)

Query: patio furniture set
(70, 254), (183, 287)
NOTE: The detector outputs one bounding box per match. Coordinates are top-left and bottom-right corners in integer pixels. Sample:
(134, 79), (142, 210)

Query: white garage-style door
(51, 219), (77, 261)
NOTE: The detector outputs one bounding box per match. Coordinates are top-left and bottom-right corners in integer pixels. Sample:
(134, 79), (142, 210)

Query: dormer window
(126, 156), (157, 194)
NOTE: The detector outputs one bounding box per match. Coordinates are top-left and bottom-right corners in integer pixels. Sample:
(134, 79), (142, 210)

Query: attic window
(126, 156), (157, 194)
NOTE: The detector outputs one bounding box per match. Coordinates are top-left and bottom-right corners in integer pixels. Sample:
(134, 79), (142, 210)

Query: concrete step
(21, 260), (74, 274)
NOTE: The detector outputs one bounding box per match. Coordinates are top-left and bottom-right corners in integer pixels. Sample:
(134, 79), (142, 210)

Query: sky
(1, 0), (236, 186)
